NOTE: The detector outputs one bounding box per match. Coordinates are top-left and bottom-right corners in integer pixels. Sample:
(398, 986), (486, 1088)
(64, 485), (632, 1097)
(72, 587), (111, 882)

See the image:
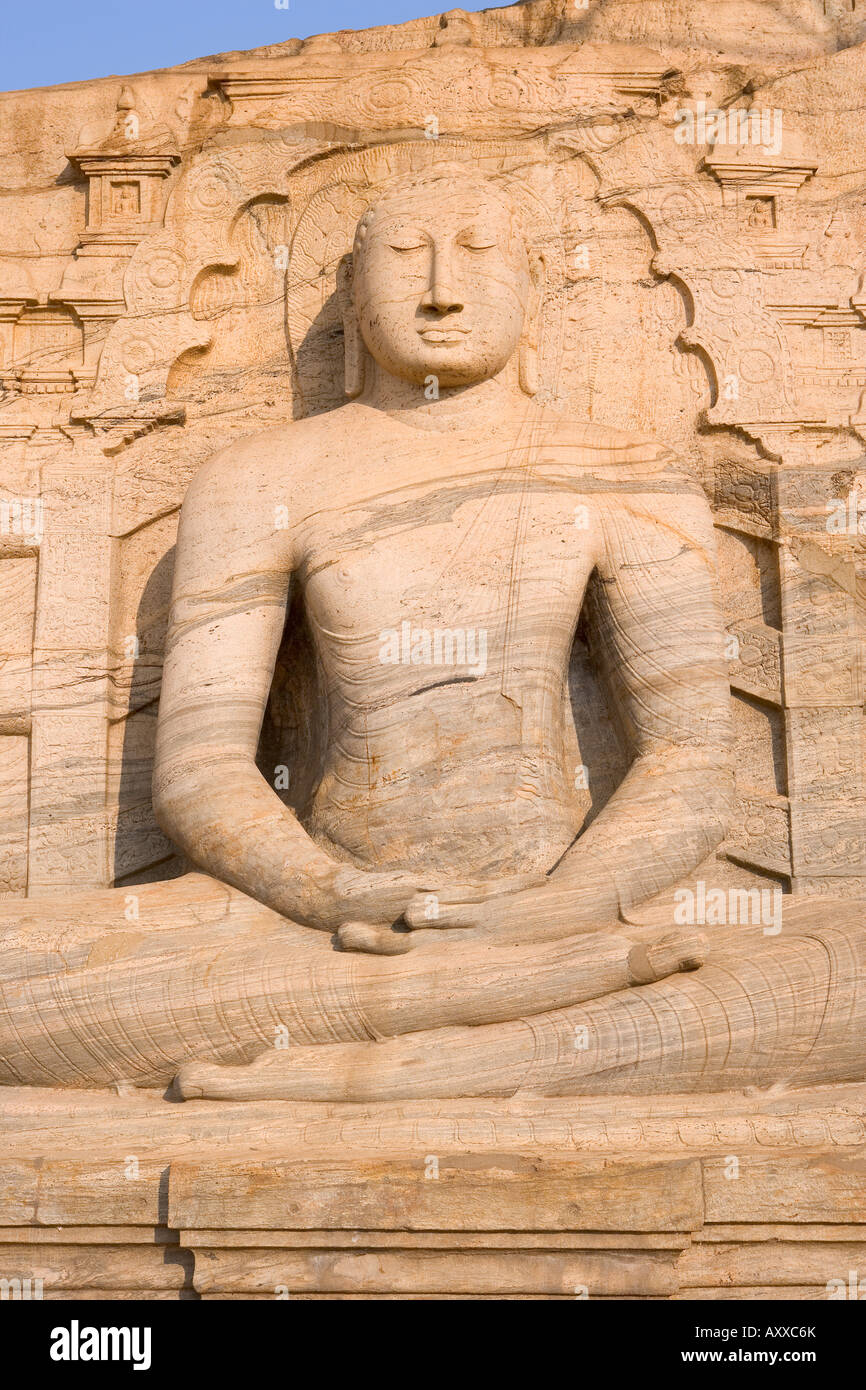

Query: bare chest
(298, 461), (599, 643)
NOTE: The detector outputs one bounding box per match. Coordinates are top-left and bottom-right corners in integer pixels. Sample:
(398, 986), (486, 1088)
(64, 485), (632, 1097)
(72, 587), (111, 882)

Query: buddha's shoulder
(196, 414), (345, 467)
(184, 414), (350, 508)
(538, 413), (687, 480)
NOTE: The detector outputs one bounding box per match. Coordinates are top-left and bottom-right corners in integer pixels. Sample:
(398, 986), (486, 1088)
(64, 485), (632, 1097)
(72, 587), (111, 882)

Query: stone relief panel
(5, 0), (866, 1314)
(0, 4), (864, 895)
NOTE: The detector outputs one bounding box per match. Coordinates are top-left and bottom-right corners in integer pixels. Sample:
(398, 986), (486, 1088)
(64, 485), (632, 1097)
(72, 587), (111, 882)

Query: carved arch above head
(74, 111), (859, 464)
(280, 136), (714, 437)
(75, 133), (627, 441)
(568, 111), (866, 459)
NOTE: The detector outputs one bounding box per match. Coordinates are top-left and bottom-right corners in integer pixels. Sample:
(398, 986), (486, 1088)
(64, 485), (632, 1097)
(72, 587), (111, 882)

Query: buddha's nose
(421, 247), (464, 314)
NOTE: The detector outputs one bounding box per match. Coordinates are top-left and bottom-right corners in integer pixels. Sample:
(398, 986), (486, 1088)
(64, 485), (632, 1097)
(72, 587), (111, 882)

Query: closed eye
(388, 243), (426, 252)
(458, 232), (497, 251)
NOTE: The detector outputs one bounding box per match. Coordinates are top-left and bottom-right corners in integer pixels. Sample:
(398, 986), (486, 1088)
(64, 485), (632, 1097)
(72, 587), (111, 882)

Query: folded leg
(176, 912), (866, 1101)
(0, 874), (704, 1089)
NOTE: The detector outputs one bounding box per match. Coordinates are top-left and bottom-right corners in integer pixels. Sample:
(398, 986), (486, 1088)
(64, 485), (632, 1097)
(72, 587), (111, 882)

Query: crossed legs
(177, 903), (866, 1102)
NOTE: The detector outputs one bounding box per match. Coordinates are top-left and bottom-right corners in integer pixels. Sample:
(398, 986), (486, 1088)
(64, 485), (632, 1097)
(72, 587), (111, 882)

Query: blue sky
(1, 0), (495, 93)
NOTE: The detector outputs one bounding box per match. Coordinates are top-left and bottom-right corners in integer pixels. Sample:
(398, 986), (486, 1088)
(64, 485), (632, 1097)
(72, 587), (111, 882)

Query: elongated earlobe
(337, 254), (365, 398)
(518, 249), (545, 397)
(519, 334), (540, 397)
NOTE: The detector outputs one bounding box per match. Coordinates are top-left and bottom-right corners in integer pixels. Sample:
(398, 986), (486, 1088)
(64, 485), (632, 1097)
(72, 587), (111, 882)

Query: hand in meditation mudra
(1, 165), (863, 1101)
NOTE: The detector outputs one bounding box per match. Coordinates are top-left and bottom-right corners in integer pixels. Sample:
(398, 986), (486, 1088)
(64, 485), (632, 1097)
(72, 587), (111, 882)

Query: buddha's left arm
(551, 469), (735, 917)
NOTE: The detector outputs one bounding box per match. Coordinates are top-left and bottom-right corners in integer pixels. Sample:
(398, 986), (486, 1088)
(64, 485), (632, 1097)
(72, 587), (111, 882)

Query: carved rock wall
(0, 0), (863, 896)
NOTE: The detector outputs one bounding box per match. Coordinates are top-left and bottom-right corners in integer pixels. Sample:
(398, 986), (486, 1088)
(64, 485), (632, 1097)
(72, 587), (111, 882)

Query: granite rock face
(0, 0), (863, 903)
(0, 0), (865, 1298)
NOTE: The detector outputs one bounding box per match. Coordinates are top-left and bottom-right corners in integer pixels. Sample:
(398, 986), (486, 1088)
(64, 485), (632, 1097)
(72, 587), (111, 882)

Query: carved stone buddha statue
(0, 164), (862, 1102)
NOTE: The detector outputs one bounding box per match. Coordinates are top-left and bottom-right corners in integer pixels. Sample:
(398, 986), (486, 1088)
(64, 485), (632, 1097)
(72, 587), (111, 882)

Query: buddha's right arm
(149, 446), (384, 930)
(150, 449), (341, 923)
(151, 445), (481, 929)
(152, 582), (343, 926)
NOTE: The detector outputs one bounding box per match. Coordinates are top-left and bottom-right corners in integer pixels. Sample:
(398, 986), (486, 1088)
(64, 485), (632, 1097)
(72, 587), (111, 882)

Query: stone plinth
(2, 1085), (864, 1299)
(2, 0), (866, 1302)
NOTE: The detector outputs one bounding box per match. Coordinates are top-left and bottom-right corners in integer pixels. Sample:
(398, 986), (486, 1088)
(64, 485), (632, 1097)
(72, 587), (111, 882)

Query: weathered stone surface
(0, 1087), (864, 1298)
(1, 0), (865, 1298)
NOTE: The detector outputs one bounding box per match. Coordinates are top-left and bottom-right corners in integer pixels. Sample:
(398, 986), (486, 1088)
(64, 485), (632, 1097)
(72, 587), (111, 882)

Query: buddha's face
(351, 174), (533, 390)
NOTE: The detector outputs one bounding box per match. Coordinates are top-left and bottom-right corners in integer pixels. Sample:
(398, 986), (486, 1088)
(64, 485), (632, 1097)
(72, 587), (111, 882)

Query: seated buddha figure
(0, 164), (862, 1102)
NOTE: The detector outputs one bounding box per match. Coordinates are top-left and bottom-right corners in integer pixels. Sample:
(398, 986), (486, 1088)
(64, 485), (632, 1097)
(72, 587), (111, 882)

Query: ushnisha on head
(338, 163), (545, 398)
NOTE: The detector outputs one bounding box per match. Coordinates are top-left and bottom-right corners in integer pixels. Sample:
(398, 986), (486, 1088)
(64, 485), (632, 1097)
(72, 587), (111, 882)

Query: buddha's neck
(360, 362), (531, 434)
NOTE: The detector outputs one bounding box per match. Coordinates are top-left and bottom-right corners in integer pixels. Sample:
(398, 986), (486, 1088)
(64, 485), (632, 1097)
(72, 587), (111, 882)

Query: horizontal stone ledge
(197, 1293), (670, 1300)
(168, 1157), (704, 1234)
(0, 1225), (176, 1245)
(32, 1289), (198, 1300)
(695, 1222), (866, 1243)
(0, 1160), (167, 1227)
(703, 1153), (866, 1225)
(179, 1229), (692, 1250)
(4, 1148), (865, 1232)
(0, 1242), (192, 1290)
(4, 1084), (865, 1160)
(675, 1286), (832, 1301)
(678, 1239), (866, 1287)
(189, 1247), (681, 1297)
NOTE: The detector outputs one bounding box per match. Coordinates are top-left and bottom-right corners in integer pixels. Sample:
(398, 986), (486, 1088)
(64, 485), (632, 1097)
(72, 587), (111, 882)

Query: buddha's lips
(417, 327), (471, 343)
